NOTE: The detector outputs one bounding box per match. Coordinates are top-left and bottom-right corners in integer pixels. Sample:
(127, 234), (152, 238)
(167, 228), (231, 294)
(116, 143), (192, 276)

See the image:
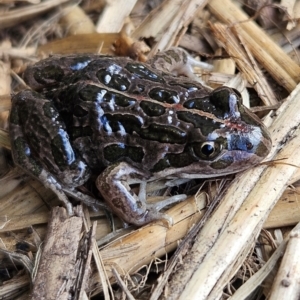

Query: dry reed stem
(268, 223), (300, 298)
(0, 129), (10, 149)
(0, 61), (11, 95)
(0, 0), (72, 30)
(0, 273), (30, 299)
(0, 181), (111, 239)
(148, 0), (191, 54)
(76, 222), (96, 299)
(208, 0), (300, 91)
(229, 226), (290, 300)
(82, 209), (113, 299)
(133, 0), (209, 56)
(0, 175), (59, 217)
(0, 95), (12, 113)
(132, 0), (188, 40)
(31, 206), (83, 299)
(281, 0), (298, 30)
(38, 33), (119, 56)
(293, 1), (300, 21)
(265, 186), (300, 228)
(0, 60), (11, 134)
(154, 0), (209, 52)
(213, 48), (236, 75)
(96, 0), (138, 33)
(210, 23), (278, 106)
(0, 47), (36, 61)
(59, 5), (95, 35)
(0, 211), (49, 233)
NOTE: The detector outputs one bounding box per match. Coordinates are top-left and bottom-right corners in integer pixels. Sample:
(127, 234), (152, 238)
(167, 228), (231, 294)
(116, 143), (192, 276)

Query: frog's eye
(193, 141), (221, 159)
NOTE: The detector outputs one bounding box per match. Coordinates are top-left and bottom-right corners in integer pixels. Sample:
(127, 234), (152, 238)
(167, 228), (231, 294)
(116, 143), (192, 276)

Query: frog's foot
(142, 195), (187, 227)
(96, 162), (187, 226)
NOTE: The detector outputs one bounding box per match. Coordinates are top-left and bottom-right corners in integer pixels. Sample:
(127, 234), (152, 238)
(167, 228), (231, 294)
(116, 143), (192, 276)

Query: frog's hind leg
(9, 90), (90, 215)
(96, 162), (187, 226)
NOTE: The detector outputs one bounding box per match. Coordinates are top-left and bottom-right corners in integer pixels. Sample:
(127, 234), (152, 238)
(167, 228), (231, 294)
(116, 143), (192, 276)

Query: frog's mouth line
(151, 150), (264, 179)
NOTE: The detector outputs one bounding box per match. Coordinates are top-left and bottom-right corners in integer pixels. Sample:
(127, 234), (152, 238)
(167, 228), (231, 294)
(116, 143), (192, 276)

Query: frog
(9, 48), (272, 226)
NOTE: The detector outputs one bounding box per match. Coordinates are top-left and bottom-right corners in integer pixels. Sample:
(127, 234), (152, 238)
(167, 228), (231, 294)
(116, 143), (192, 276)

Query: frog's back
(34, 55), (213, 171)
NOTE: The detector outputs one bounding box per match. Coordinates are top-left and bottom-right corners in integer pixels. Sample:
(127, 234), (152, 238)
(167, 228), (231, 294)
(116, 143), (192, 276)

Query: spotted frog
(9, 48), (272, 226)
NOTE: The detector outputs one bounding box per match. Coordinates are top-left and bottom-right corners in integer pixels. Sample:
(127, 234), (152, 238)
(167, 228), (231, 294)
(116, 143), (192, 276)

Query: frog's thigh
(96, 162), (184, 226)
(10, 91), (82, 214)
(10, 90), (88, 187)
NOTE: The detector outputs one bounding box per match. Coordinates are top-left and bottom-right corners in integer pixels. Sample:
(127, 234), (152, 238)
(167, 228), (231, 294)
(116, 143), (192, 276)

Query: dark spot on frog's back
(125, 63), (165, 83)
(140, 101), (166, 116)
(72, 126), (93, 139)
(139, 124), (187, 144)
(30, 65), (64, 87)
(73, 105), (89, 117)
(96, 69), (131, 91)
(104, 144), (144, 163)
(176, 111), (221, 136)
(168, 81), (202, 92)
(148, 88), (179, 104)
(184, 98), (221, 117)
(209, 87), (242, 117)
(101, 113), (142, 133)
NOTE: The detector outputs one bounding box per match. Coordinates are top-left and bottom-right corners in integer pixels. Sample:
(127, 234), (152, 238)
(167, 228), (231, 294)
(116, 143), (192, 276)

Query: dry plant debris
(1, 0), (300, 299)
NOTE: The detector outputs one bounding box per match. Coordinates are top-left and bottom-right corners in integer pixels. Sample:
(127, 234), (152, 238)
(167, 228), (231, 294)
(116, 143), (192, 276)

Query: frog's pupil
(201, 144), (215, 156)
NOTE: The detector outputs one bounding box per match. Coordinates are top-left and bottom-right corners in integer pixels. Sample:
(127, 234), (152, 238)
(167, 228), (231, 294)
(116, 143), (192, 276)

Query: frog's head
(152, 86), (272, 178)
(199, 86), (272, 174)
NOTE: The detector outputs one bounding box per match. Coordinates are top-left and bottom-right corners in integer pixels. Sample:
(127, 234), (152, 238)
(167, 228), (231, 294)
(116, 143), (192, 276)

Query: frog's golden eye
(193, 141), (221, 159)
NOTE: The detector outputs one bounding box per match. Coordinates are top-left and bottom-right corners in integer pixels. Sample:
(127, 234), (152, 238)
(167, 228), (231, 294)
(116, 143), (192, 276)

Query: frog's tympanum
(9, 48), (272, 226)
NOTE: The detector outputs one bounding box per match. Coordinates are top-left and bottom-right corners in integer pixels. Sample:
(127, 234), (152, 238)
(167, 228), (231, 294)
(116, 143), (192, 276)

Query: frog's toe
(148, 194), (187, 211)
(143, 211), (174, 228)
(156, 213), (174, 228)
(140, 195), (188, 226)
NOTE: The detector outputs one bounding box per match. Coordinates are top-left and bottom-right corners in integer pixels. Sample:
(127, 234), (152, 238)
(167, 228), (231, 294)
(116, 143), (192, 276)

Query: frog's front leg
(96, 162), (186, 226)
(9, 90), (91, 215)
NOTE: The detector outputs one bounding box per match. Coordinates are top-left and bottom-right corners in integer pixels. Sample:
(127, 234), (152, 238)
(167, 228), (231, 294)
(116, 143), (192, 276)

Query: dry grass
(1, 0), (300, 299)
